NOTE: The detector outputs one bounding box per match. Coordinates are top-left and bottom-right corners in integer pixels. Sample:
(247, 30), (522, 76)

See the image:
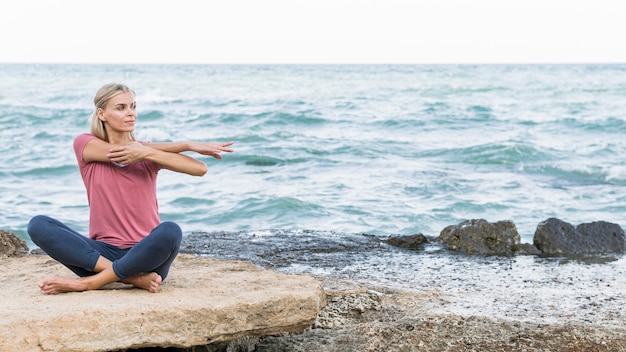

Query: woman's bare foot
(39, 276), (89, 295)
(122, 272), (162, 293)
(38, 271), (161, 294)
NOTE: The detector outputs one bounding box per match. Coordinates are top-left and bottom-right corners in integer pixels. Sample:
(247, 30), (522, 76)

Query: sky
(0, 0), (624, 64)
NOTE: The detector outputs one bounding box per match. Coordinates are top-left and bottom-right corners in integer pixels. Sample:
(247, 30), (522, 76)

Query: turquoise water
(2, 64), (626, 245)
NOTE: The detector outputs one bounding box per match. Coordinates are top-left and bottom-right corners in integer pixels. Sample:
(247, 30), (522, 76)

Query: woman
(27, 83), (234, 294)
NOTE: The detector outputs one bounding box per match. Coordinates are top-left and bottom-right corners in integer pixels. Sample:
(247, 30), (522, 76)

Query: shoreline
(252, 276), (626, 352)
(180, 231), (626, 328)
(10, 228), (626, 351)
(175, 231), (626, 351)
(149, 271), (626, 352)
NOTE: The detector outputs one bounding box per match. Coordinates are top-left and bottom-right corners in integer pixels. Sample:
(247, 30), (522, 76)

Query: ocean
(2, 63), (626, 247)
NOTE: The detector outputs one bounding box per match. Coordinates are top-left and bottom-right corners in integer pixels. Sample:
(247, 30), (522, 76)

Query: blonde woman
(28, 83), (233, 294)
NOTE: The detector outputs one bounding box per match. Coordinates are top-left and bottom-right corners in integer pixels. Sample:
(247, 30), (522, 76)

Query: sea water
(2, 64), (626, 246)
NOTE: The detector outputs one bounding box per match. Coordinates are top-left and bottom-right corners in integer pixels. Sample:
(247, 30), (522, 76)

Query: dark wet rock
(180, 230), (385, 271)
(384, 233), (429, 249)
(438, 219), (520, 256)
(0, 230), (29, 257)
(516, 243), (542, 255)
(533, 218), (625, 256)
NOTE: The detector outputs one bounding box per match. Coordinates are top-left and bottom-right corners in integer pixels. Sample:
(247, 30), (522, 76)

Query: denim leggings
(27, 215), (182, 280)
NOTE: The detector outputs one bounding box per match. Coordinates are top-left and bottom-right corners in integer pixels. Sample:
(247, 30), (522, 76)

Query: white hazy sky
(1, 0), (624, 64)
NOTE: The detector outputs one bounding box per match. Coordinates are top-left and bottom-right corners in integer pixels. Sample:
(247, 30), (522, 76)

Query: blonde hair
(90, 83), (136, 142)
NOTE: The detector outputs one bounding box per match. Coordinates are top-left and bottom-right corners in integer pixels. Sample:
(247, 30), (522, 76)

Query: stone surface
(516, 242), (542, 255)
(0, 254), (326, 352)
(438, 219), (521, 256)
(0, 230), (29, 257)
(384, 233), (429, 249)
(533, 218), (626, 256)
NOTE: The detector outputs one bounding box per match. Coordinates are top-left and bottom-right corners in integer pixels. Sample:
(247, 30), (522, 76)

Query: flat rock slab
(0, 254), (326, 352)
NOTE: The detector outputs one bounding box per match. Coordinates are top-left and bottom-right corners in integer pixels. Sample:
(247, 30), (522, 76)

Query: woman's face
(98, 92), (137, 135)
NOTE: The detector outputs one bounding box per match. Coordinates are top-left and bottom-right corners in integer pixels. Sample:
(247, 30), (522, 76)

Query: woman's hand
(188, 141), (234, 159)
(106, 142), (151, 165)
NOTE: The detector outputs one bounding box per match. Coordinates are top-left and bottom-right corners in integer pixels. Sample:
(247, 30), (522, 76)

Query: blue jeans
(27, 215), (182, 280)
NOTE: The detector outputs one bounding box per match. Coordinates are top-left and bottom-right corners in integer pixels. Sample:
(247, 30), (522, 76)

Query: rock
(0, 254), (326, 352)
(438, 219), (520, 256)
(0, 230), (29, 257)
(384, 234), (429, 249)
(533, 218), (625, 256)
(516, 243), (542, 255)
(313, 291), (382, 329)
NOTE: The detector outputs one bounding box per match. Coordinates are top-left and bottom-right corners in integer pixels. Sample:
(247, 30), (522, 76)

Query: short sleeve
(73, 133), (97, 166)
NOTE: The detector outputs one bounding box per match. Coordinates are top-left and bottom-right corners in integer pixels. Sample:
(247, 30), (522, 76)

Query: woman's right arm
(148, 141), (234, 159)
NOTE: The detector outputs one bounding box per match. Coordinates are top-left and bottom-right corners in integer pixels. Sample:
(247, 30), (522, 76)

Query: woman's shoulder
(74, 133), (96, 141)
(73, 134), (99, 156)
(73, 133), (98, 146)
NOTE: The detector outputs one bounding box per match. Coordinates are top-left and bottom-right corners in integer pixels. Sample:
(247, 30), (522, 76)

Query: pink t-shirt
(74, 133), (162, 248)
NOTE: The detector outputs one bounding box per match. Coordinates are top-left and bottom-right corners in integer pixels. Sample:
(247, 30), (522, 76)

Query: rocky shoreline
(125, 272), (626, 352)
(254, 281), (626, 352)
(3, 217), (626, 351)
(164, 218), (626, 351)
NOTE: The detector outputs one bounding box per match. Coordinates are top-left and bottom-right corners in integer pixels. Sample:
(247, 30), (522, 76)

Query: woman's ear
(96, 108), (105, 121)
